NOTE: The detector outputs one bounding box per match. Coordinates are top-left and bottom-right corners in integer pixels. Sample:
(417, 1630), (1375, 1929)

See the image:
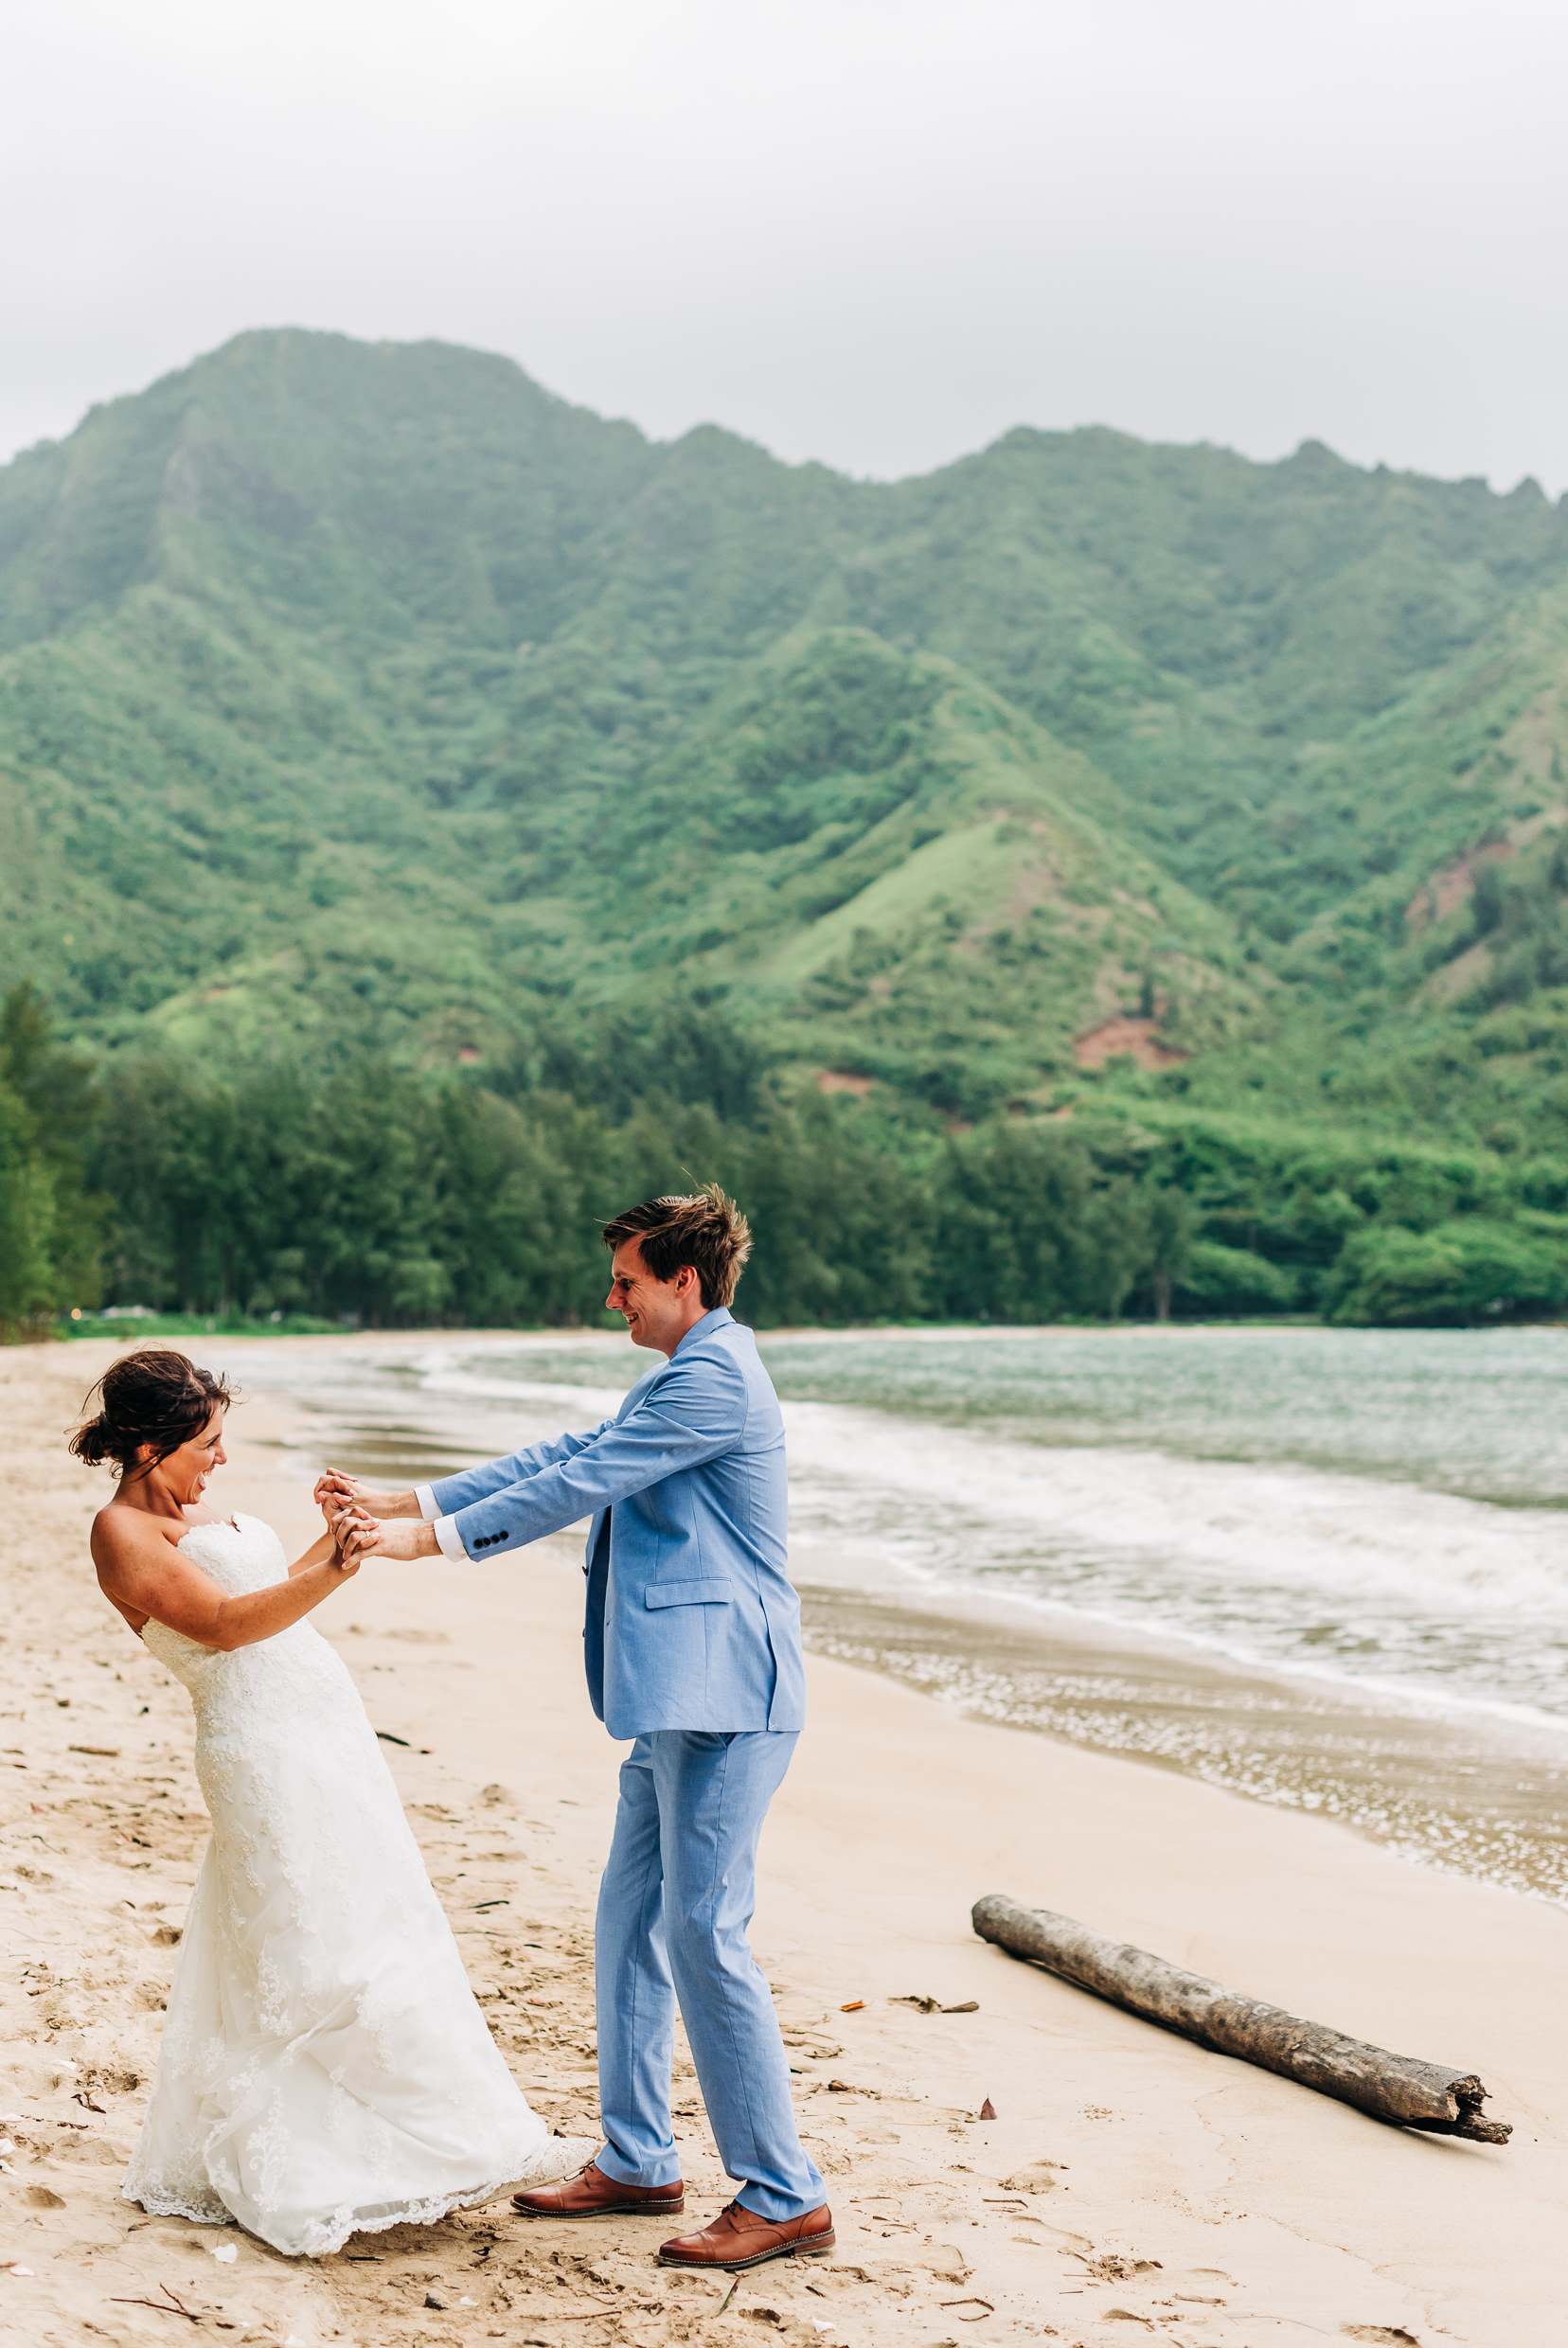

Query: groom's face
(607, 1236), (696, 1357)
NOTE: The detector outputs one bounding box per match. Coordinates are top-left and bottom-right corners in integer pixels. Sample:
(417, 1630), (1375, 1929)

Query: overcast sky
(5, 0), (1565, 491)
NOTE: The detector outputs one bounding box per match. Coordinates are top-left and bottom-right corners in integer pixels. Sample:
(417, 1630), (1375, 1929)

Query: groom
(327, 1186), (832, 2271)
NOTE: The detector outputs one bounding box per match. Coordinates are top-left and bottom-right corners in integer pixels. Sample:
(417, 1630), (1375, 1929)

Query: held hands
(326, 1512), (364, 1578)
(320, 1495), (370, 1576)
(315, 1472), (438, 1564)
(313, 1469), (408, 1519)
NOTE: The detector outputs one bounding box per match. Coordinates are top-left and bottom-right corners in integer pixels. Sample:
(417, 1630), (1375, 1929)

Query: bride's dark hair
(71, 1346), (237, 1473)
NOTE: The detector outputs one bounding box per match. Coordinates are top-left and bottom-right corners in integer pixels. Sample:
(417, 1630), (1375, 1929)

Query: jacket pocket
(644, 1578), (733, 1609)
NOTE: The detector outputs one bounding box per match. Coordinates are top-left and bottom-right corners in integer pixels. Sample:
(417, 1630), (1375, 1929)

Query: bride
(79, 1345), (592, 2256)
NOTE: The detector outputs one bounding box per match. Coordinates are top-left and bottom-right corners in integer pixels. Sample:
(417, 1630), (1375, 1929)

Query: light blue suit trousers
(594, 1730), (825, 2221)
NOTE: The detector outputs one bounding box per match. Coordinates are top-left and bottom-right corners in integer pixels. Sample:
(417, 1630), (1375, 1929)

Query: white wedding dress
(124, 1514), (593, 2255)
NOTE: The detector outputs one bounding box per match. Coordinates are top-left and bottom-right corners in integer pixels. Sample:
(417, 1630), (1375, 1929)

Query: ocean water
(229, 1325), (1568, 1902)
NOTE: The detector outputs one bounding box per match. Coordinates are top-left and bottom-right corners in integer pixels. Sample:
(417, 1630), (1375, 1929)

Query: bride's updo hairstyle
(71, 1346), (236, 1473)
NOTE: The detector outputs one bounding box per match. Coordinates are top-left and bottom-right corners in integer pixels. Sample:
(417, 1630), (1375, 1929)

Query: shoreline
(222, 1324), (1568, 1909)
(3, 1338), (1564, 2346)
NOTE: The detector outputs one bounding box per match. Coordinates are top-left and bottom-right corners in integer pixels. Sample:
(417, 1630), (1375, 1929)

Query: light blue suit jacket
(427, 1308), (804, 1740)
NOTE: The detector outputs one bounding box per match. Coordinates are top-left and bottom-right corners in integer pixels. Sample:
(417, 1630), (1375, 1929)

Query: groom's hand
(314, 1470), (419, 1520)
(340, 1511), (439, 1563)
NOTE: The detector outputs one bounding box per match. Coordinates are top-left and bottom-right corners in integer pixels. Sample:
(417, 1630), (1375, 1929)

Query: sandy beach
(3, 1337), (1565, 2348)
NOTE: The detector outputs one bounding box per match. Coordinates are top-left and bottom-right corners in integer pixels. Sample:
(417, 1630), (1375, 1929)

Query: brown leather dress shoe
(658, 2199), (835, 2270)
(511, 2161), (685, 2219)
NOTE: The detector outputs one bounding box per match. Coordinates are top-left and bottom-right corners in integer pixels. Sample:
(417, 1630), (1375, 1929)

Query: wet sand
(3, 1336), (1566, 2347)
(796, 1581), (1568, 1902)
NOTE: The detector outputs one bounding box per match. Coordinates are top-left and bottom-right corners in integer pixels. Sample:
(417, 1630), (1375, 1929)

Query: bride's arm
(288, 1527), (340, 1579)
(92, 1514), (359, 1651)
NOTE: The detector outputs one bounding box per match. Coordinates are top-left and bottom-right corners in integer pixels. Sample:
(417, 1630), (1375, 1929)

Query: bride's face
(143, 1407), (229, 1505)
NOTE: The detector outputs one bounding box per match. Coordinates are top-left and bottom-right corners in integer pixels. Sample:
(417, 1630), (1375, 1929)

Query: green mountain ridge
(5, 325), (1568, 1148)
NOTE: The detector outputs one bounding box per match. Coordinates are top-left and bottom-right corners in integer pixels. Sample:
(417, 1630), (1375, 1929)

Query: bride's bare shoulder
(90, 1502), (187, 1561)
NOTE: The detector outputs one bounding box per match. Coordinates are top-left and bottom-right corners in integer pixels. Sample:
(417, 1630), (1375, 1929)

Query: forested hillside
(6, 329), (1568, 1328)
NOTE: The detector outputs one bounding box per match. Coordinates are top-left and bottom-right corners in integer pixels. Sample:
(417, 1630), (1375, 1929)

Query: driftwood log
(972, 1894), (1509, 2144)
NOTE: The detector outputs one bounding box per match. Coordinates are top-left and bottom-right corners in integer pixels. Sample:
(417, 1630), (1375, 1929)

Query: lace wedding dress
(124, 1514), (594, 2255)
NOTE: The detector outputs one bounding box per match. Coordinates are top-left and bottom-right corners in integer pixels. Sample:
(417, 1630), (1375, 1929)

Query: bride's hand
(330, 1508), (377, 1574)
(320, 1493), (360, 1553)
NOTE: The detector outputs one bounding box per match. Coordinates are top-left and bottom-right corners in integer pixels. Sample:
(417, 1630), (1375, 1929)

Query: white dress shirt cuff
(415, 1483), (439, 1521)
(431, 1514), (468, 1562)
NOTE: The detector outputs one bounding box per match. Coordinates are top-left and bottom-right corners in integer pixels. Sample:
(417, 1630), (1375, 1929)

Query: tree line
(62, 1053), (1186, 1329)
(8, 984), (1568, 1333)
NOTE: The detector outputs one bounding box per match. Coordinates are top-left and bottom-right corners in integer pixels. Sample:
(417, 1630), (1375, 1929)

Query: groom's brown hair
(601, 1183), (753, 1308)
